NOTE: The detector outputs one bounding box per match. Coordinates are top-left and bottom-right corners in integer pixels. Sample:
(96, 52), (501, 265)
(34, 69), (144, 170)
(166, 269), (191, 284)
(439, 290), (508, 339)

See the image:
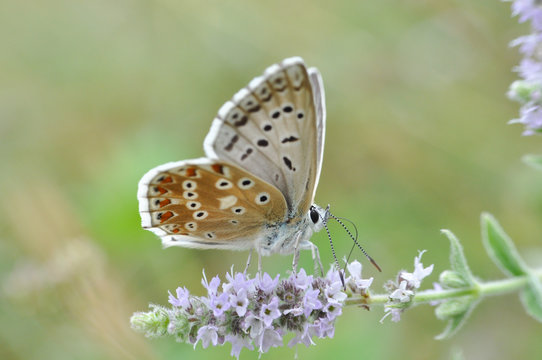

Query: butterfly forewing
(204, 57), (323, 218)
(138, 158), (288, 249)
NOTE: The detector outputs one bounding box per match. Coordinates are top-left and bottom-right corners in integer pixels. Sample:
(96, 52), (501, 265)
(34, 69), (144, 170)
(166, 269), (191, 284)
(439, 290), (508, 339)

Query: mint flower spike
(131, 263), (375, 358)
(507, 0), (542, 134)
(381, 250), (434, 323)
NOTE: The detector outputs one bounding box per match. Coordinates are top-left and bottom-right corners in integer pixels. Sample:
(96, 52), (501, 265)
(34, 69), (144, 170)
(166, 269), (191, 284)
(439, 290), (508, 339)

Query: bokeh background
(1, 0), (542, 359)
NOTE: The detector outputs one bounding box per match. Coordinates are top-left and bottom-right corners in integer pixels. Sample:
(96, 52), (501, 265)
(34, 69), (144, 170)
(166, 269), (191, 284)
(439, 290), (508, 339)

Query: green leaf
(520, 274), (542, 323)
(435, 297), (475, 320)
(440, 230), (475, 286)
(523, 154), (542, 171)
(481, 213), (528, 277)
(439, 270), (470, 289)
(435, 299), (478, 340)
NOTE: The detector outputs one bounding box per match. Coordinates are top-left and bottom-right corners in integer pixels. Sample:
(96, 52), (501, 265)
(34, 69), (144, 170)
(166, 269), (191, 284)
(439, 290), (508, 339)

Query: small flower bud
(130, 305), (170, 338)
(434, 297), (474, 321)
(438, 270), (469, 289)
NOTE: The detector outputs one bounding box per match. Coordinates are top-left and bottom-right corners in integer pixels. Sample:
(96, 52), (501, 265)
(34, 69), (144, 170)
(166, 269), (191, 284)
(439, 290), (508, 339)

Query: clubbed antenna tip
(368, 255), (382, 272)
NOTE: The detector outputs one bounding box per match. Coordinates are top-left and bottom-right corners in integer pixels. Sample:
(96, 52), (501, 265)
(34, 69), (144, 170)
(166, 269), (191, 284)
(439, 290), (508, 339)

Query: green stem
(345, 268), (542, 307)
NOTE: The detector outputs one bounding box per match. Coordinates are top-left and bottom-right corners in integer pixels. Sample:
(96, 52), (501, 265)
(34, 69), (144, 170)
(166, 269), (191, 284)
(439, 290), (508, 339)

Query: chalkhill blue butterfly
(137, 57), (354, 272)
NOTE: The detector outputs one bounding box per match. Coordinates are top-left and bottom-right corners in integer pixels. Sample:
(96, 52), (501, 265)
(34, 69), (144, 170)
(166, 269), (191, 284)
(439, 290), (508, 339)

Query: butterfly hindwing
(138, 158), (288, 249)
(204, 57), (325, 218)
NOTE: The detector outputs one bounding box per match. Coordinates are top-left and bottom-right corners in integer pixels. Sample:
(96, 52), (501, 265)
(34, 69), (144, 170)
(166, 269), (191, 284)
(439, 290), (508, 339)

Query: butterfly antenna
(320, 213), (345, 287)
(329, 214), (382, 272)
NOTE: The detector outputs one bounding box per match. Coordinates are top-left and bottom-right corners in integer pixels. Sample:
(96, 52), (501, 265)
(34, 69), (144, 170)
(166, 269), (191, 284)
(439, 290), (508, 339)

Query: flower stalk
(346, 269), (542, 307)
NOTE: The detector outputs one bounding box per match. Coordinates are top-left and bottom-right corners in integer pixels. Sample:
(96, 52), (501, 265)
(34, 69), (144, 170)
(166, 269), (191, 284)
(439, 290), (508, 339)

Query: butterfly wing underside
(204, 57), (326, 219)
(138, 158), (288, 249)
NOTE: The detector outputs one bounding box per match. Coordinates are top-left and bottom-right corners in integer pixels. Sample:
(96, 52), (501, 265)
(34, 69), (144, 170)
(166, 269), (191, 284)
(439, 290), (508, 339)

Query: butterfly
(137, 57), (329, 270)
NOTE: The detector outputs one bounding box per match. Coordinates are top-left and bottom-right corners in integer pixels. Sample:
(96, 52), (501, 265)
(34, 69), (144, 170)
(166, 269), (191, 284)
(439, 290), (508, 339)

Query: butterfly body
(138, 57), (327, 257)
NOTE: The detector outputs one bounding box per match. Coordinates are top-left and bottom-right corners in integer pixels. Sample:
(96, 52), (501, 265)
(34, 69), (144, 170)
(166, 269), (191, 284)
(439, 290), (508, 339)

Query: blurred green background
(1, 0), (542, 359)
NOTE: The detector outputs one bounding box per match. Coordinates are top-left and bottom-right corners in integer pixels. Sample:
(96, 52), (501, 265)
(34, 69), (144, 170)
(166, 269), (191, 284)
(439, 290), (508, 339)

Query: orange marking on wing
(172, 228), (179, 233)
(160, 211), (174, 223)
(159, 199), (171, 207)
(211, 164), (224, 174)
(186, 168), (197, 177)
(160, 176), (173, 183)
(156, 186), (167, 194)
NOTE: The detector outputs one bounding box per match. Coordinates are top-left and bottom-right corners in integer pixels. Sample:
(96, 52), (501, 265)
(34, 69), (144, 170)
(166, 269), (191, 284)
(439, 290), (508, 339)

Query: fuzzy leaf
(435, 299), (478, 340)
(440, 230), (475, 285)
(481, 213), (528, 277)
(520, 274), (542, 323)
(439, 270), (470, 289)
(522, 154), (542, 172)
(435, 297), (475, 320)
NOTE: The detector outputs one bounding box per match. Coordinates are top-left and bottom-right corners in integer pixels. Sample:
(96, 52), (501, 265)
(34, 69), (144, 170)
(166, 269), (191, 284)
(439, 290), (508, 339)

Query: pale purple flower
(303, 288), (322, 317)
(288, 323), (314, 348)
(517, 58), (542, 82)
(345, 260), (374, 293)
(401, 250), (434, 289)
(257, 272), (279, 293)
(325, 280), (347, 303)
(244, 312), (264, 338)
(310, 318), (335, 338)
(168, 286), (190, 308)
(260, 296), (281, 327)
(512, 0), (542, 30)
(195, 325), (219, 349)
(291, 268), (313, 290)
(209, 292), (231, 317)
(324, 300), (343, 321)
(511, 33), (542, 57)
(229, 287), (249, 317)
(389, 280), (414, 303)
(255, 327), (283, 353)
(514, 104), (542, 134)
(381, 250), (434, 323)
(225, 334), (254, 359)
(224, 270), (254, 294)
(381, 307), (403, 323)
(201, 272), (221, 296)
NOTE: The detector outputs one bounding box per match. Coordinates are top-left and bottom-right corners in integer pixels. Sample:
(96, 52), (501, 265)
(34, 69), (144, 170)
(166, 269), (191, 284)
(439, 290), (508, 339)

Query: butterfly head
(309, 204), (330, 233)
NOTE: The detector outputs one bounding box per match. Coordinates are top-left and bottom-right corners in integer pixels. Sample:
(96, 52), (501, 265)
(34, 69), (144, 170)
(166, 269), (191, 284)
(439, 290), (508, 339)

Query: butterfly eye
(310, 207), (320, 224)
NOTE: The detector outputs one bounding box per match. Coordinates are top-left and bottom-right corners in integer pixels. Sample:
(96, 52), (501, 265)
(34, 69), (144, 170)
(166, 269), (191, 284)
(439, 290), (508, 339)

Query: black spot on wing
(281, 136), (299, 144)
(224, 135), (239, 151)
(283, 156), (296, 171)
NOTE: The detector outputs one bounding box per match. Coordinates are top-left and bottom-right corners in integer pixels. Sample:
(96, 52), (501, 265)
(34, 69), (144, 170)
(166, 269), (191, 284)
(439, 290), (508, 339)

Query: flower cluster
(381, 250), (433, 322)
(508, 0), (542, 134)
(131, 262), (372, 358)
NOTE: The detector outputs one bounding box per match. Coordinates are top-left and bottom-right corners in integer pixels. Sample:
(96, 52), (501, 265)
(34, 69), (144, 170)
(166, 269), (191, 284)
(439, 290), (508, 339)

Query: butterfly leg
(258, 251), (262, 275)
(244, 248), (253, 274)
(291, 232), (303, 274)
(310, 243), (324, 276)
